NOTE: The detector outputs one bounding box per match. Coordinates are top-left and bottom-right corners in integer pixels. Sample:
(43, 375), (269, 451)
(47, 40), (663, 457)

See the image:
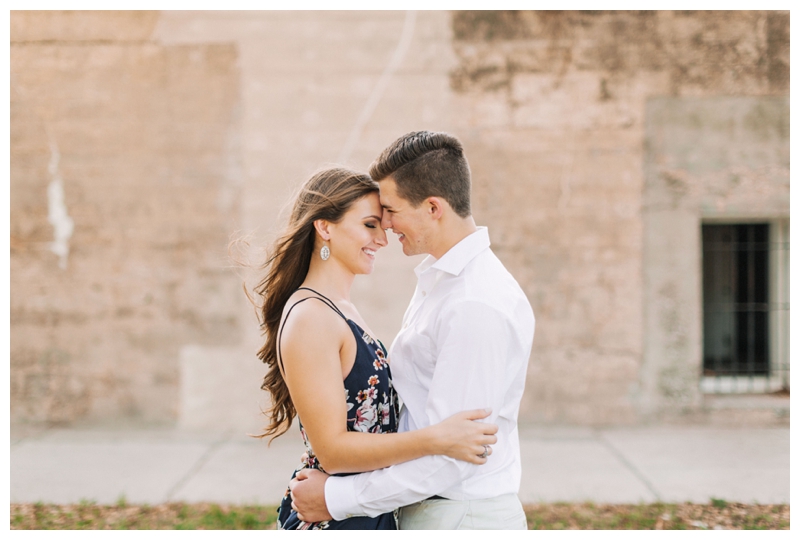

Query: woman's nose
(375, 228), (388, 246)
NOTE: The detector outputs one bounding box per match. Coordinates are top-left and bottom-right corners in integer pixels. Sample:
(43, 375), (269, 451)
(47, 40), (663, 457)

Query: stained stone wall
(10, 11), (243, 425)
(449, 11), (789, 423)
(641, 96), (789, 419)
(10, 10), (789, 428)
(151, 10), (459, 432)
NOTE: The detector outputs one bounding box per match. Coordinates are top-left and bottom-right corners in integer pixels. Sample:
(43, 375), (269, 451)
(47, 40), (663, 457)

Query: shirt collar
(414, 226), (491, 278)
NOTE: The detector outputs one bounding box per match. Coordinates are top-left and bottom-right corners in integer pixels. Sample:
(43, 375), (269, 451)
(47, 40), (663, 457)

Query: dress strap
(296, 287), (348, 320)
(277, 288), (348, 372)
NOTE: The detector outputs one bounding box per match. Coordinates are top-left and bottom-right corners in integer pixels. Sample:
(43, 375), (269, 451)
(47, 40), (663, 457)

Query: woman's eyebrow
(363, 215), (382, 221)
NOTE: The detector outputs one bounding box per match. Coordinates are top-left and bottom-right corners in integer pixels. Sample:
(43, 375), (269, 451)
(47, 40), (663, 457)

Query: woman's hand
(428, 408), (498, 464)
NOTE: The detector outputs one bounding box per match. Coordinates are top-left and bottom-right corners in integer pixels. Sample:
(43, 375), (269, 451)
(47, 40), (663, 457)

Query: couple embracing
(253, 131), (535, 530)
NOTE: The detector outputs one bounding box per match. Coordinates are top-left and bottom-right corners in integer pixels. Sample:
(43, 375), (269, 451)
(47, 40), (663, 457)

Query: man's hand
(289, 468), (333, 523)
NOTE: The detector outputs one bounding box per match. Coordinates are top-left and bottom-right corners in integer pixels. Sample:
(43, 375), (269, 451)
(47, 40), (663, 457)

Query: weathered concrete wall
(642, 97), (789, 420)
(152, 11), (458, 432)
(10, 11), (243, 425)
(10, 10), (789, 429)
(448, 11), (789, 424)
(10, 10), (161, 42)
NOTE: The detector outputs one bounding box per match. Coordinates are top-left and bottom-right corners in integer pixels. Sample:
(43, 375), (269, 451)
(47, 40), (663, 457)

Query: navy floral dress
(276, 288), (399, 530)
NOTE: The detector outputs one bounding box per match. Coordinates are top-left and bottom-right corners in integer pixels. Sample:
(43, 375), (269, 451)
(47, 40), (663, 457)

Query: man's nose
(381, 211), (392, 230)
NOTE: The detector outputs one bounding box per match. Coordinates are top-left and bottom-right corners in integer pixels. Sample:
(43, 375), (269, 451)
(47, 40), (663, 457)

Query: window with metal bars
(701, 222), (789, 393)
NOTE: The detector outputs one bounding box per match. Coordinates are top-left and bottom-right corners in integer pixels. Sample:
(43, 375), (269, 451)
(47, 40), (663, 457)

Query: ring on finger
(478, 445), (489, 458)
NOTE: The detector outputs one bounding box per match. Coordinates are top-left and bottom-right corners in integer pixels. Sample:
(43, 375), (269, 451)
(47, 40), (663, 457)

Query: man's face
(379, 177), (431, 257)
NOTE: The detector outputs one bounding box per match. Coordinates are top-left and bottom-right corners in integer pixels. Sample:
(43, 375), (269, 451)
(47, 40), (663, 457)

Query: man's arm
(303, 300), (514, 520)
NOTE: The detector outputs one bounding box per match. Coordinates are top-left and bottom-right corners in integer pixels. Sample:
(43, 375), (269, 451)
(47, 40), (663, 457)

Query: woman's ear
(313, 219), (331, 241)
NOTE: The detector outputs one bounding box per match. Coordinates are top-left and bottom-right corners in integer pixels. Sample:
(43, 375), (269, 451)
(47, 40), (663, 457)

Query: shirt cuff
(324, 474), (363, 521)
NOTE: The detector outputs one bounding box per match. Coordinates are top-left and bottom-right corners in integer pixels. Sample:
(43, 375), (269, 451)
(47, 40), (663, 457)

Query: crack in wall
(337, 10), (417, 165)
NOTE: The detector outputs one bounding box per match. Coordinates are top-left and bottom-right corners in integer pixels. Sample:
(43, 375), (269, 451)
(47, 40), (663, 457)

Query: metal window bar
(701, 221), (789, 394)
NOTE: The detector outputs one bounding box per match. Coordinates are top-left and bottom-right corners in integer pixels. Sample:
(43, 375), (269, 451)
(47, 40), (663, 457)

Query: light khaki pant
(398, 493), (527, 530)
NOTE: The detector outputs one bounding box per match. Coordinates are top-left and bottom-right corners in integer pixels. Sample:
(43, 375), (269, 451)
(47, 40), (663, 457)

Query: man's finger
(295, 469), (311, 481)
(464, 408), (492, 420)
(474, 445), (492, 458)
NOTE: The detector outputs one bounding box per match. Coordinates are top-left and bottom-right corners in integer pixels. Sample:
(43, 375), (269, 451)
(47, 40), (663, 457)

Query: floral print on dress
(353, 398), (378, 432)
(372, 347), (389, 371)
(277, 320), (399, 530)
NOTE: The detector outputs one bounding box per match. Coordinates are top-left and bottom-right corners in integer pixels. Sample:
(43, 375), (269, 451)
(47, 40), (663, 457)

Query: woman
(253, 168), (497, 530)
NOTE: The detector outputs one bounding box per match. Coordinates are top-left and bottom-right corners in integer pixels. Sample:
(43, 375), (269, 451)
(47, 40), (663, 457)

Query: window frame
(700, 217), (789, 394)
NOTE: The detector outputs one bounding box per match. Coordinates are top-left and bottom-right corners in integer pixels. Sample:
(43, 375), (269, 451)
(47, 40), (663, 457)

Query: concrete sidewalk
(10, 425), (789, 506)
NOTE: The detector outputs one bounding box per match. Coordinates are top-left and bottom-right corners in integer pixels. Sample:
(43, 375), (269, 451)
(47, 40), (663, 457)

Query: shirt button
(421, 291), (426, 296)
(403, 323), (408, 328)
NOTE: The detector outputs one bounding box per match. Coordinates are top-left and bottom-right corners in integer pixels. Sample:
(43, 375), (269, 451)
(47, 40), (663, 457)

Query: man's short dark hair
(368, 131), (471, 218)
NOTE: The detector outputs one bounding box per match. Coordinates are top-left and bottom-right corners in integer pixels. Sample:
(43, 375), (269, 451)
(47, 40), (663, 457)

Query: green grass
(12, 502), (279, 530)
(10, 501), (789, 530)
(711, 497), (728, 509)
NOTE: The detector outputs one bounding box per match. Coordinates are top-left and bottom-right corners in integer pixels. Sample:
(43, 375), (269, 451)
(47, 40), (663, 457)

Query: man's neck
(429, 216), (478, 260)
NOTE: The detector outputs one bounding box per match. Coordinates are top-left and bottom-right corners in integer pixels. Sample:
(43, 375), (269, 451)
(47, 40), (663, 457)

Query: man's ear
(426, 197), (445, 220)
(313, 219), (331, 241)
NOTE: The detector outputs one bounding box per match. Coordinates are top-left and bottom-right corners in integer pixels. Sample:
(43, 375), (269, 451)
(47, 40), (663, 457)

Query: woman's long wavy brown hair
(253, 168), (378, 442)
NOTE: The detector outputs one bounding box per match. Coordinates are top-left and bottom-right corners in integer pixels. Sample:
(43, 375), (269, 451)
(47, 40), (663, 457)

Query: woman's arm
(279, 301), (497, 475)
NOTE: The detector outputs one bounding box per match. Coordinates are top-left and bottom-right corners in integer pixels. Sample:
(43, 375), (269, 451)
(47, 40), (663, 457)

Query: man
(289, 131), (535, 529)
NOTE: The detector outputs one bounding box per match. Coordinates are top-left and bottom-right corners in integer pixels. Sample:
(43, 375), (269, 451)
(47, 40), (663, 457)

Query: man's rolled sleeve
(325, 475), (362, 521)
(325, 454), (466, 518)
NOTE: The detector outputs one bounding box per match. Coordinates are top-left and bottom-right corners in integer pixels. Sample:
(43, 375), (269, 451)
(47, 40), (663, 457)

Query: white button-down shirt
(325, 227), (535, 519)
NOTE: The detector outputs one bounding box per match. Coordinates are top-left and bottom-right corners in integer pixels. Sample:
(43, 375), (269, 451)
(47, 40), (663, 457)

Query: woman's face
(327, 192), (387, 274)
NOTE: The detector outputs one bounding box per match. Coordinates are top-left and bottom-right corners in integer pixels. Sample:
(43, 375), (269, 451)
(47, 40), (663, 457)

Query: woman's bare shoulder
(278, 293), (349, 378)
(279, 292), (348, 344)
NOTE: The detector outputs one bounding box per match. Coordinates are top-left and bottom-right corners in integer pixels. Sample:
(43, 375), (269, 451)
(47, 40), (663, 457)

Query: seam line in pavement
(164, 431), (234, 502)
(595, 430), (663, 501)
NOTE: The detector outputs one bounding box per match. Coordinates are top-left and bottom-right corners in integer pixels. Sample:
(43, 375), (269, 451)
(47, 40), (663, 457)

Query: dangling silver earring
(320, 244), (330, 261)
